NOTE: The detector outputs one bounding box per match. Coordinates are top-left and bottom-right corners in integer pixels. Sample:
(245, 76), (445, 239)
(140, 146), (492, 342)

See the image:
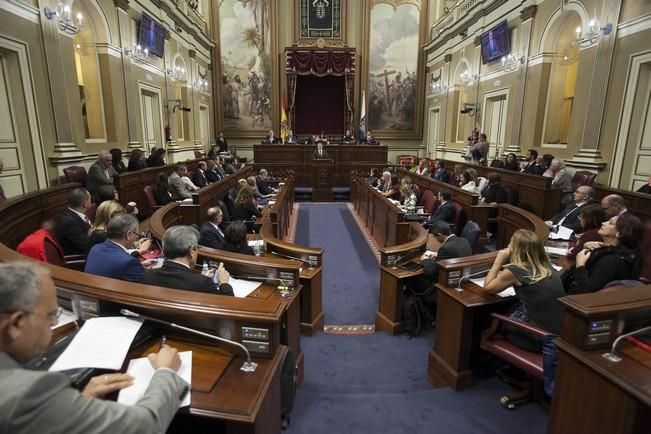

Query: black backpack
(402, 286), (433, 337)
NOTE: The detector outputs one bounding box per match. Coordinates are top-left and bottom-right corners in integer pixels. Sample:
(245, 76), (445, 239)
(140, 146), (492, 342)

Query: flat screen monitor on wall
(480, 21), (510, 64)
(139, 13), (165, 58)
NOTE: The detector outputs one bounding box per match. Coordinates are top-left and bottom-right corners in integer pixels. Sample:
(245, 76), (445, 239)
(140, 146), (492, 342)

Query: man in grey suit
(86, 150), (117, 203)
(168, 163), (193, 201)
(313, 141), (330, 160)
(421, 221), (472, 284)
(0, 262), (188, 433)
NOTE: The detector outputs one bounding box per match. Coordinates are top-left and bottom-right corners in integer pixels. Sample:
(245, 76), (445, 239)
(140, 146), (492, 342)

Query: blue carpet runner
(287, 203), (548, 433)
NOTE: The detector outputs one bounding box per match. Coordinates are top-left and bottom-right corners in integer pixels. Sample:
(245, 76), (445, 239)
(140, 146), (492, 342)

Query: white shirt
(68, 207), (89, 224)
(209, 221), (224, 236)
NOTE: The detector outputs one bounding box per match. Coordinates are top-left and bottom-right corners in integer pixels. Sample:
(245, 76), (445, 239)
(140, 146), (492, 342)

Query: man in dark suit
(56, 188), (92, 255)
(144, 225), (234, 296)
(0, 262), (188, 433)
(601, 194), (629, 218)
(425, 190), (456, 227)
(421, 221), (473, 283)
(521, 149), (542, 174)
(546, 185), (595, 234)
(216, 131), (228, 153)
(256, 168), (276, 195)
(362, 131), (378, 145)
(313, 141), (330, 160)
(199, 207), (225, 250)
(285, 130), (298, 144)
(205, 160), (223, 183)
(86, 150), (117, 202)
(262, 129), (280, 144)
(85, 213), (150, 282)
(191, 161), (209, 188)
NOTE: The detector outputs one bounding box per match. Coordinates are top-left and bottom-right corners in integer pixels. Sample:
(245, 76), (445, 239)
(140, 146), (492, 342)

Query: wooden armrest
(489, 313), (550, 338)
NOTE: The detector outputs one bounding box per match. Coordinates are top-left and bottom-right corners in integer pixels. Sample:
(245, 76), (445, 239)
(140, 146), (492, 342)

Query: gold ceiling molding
(371, 0), (421, 11)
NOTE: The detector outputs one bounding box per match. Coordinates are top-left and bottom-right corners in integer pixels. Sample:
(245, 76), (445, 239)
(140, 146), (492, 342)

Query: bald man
(601, 194), (628, 218)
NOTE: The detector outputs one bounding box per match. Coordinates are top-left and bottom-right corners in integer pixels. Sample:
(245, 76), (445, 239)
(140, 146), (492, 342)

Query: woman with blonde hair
(88, 200), (125, 249)
(247, 175), (272, 205)
(478, 229), (565, 352)
(400, 183), (416, 214)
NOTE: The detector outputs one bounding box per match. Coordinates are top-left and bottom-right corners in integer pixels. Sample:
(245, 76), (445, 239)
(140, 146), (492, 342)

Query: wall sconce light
(124, 44), (149, 63)
(193, 78), (209, 92)
(501, 53), (525, 72)
(460, 70), (477, 84)
(43, 3), (83, 35)
(575, 18), (613, 48)
(167, 52), (188, 82)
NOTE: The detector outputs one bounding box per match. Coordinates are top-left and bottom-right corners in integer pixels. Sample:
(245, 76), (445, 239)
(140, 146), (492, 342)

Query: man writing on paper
(0, 262), (188, 433)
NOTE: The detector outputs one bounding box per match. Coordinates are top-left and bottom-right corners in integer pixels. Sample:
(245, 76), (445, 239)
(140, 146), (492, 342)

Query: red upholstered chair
(63, 166), (88, 185)
(481, 313), (549, 409)
(450, 202), (467, 236)
(397, 155), (417, 169)
(142, 185), (162, 217)
(421, 189), (439, 214)
(571, 170), (597, 191)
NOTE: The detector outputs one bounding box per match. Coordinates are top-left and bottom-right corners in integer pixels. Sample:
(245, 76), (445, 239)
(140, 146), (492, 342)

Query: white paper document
(548, 226), (574, 240)
(552, 264), (563, 272)
(470, 278), (515, 298)
(118, 351), (192, 408)
(49, 317), (143, 371)
(545, 246), (568, 256)
(229, 277), (262, 298)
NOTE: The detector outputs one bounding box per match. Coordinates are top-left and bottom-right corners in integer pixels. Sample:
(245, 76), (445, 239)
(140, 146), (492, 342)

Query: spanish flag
(280, 95), (288, 144)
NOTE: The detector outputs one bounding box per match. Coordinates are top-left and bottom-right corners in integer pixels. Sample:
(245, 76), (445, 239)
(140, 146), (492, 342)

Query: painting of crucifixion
(367, 1), (423, 135)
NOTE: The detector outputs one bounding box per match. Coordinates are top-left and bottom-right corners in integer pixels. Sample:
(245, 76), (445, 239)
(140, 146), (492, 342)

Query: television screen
(139, 13), (165, 58)
(480, 21), (510, 64)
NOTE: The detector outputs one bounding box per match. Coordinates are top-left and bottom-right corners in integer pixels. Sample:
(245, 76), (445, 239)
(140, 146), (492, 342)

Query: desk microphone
(456, 269), (489, 292)
(270, 250), (314, 267)
(602, 325), (651, 363)
(120, 309), (258, 372)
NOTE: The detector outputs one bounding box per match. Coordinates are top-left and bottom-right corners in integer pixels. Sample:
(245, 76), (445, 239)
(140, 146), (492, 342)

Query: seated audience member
(263, 129), (280, 144)
(285, 130), (298, 144)
(521, 149), (539, 174)
(255, 169), (276, 195)
(88, 200), (125, 250)
(216, 131), (228, 153)
(382, 176), (401, 200)
(154, 172), (173, 205)
(368, 168), (381, 188)
(87, 150), (117, 203)
(87, 185), (119, 222)
(199, 207), (225, 250)
(181, 173), (199, 193)
(0, 262), (188, 433)
(191, 161), (209, 188)
(601, 194), (628, 218)
(420, 221), (472, 284)
(144, 226), (234, 296)
(363, 131), (378, 145)
(504, 153), (520, 171)
(377, 171), (392, 193)
(85, 214), (152, 282)
(168, 163), (193, 201)
(566, 204), (607, 261)
(545, 186), (596, 234)
(207, 144), (220, 160)
(414, 159), (430, 176)
(302, 135), (314, 145)
(479, 230), (565, 352)
(205, 159), (223, 183)
(247, 176), (271, 205)
(147, 148), (167, 167)
(432, 161), (450, 183)
(342, 129), (355, 144)
(222, 221), (255, 256)
(232, 187), (262, 221)
(449, 165), (464, 187)
(400, 184), (417, 214)
(549, 159), (573, 205)
(426, 190), (455, 226)
(313, 141), (330, 160)
(563, 212), (643, 294)
(56, 188), (92, 255)
(127, 149), (148, 171)
(541, 154), (554, 177)
(318, 131), (329, 144)
(460, 170), (479, 194)
(109, 148), (127, 173)
(636, 174), (651, 194)
(481, 174), (508, 204)
(469, 133), (489, 164)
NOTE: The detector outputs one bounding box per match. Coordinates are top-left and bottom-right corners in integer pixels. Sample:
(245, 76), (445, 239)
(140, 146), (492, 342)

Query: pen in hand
(159, 335), (167, 350)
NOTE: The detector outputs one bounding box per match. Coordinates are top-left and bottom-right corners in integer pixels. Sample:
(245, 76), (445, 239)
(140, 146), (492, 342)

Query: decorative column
(114, 0), (141, 151)
(38, 0), (83, 167)
(188, 49), (204, 153)
(506, 5), (537, 154)
(568, 0), (623, 171)
(435, 54), (452, 158)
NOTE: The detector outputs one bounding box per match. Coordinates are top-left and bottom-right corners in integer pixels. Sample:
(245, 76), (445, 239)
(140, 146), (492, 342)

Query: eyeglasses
(128, 230), (148, 239)
(29, 306), (63, 322)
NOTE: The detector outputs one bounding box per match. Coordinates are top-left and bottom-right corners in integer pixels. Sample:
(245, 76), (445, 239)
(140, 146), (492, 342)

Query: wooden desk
(594, 184), (651, 222)
(548, 286), (651, 434)
(253, 144), (388, 188)
(438, 159), (563, 220)
(427, 252), (513, 390)
(192, 165), (253, 219)
(495, 203), (550, 250)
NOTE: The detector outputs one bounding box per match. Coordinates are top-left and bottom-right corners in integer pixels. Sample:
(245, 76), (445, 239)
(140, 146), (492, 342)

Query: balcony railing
(430, 0), (495, 42)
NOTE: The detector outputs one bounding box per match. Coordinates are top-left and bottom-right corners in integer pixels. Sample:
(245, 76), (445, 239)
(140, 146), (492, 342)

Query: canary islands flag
(359, 90), (367, 140)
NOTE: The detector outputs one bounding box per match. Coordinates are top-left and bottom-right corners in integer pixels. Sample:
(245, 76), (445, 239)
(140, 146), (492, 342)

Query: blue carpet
(287, 203), (548, 433)
(294, 203), (379, 325)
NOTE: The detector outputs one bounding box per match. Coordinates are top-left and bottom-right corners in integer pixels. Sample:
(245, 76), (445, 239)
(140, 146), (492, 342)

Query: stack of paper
(118, 351), (192, 408)
(470, 278), (516, 298)
(229, 277), (262, 298)
(548, 226), (574, 240)
(49, 317), (143, 371)
(545, 246), (568, 256)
